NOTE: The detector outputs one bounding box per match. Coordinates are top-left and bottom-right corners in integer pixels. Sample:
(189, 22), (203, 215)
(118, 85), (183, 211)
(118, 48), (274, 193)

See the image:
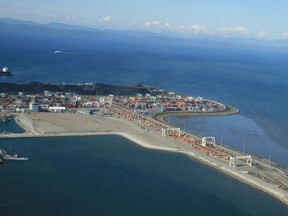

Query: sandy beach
(1, 111), (288, 206)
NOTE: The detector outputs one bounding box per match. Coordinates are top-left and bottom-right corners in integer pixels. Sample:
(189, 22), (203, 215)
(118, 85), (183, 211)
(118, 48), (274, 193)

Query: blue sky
(1, 0), (288, 40)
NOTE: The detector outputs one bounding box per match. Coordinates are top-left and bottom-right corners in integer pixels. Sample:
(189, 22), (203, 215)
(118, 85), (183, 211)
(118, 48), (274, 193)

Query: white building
(48, 107), (66, 112)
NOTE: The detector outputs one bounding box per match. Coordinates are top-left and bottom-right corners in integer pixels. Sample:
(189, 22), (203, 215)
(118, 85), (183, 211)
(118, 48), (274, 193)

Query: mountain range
(1, 17), (287, 48)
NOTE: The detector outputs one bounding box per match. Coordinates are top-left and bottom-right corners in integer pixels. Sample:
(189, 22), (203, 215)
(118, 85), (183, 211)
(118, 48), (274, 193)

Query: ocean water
(0, 135), (288, 216)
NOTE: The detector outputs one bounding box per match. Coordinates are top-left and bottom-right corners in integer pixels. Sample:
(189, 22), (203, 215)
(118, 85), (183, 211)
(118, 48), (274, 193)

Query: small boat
(54, 50), (63, 54)
(0, 66), (12, 76)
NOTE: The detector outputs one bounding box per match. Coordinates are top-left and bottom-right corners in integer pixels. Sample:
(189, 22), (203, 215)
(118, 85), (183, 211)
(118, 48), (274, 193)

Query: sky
(1, 0), (288, 40)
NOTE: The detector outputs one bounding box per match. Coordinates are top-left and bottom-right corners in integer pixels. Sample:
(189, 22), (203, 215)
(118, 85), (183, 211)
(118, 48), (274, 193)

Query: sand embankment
(2, 111), (288, 206)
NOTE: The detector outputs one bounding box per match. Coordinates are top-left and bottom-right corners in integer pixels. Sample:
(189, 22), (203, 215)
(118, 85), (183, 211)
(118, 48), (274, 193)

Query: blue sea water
(0, 136), (288, 216)
(1, 27), (288, 214)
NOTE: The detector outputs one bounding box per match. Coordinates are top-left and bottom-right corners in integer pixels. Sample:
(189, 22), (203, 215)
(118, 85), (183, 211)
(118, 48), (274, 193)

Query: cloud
(279, 32), (288, 39)
(179, 25), (186, 30)
(164, 22), (171, 27)
(144, 20), (161, 28)
(218, 26), (249, 36)
(151, 20), (161, 25)
(127, 19), (137, 27)
(257, 31), (267, 38)
(188, 24), (207, 33)
(143, 20), (175, 31)
(144, 21), (151, 27)
(99, 15), (112, 22)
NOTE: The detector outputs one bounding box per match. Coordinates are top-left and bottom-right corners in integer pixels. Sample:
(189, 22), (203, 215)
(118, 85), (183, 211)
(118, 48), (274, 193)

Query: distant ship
(0, 66), (12, 76)
(54, 50), (63, 54)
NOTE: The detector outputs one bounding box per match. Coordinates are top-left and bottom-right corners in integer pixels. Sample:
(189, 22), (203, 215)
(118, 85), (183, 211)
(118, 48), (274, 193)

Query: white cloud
(279, 32), (288, 39)
(179, 25), (186, 30)
(164, 22), (171, 27)
(151, 20), (161, 25)
(218, 26), (249, 36)
(127, 19), (137, 27)
(188, 24), (207, 33)
(174, 24), (208, 35)
(257, 31), (267, 38)
(144, 21), (151, 27)
(99, 15), (112, 22)
(144, 20), (161, 28)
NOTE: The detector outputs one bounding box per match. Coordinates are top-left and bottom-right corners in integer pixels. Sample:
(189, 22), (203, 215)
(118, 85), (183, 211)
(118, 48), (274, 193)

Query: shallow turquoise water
(0, 136), (288, 216)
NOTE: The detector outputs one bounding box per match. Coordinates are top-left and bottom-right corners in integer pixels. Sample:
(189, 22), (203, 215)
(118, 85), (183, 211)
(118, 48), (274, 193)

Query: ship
(3, 154), (29, 161)
(54, 50), (63, 54)
(0, 66), (12, 76)
(0, 148), (28, 162)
